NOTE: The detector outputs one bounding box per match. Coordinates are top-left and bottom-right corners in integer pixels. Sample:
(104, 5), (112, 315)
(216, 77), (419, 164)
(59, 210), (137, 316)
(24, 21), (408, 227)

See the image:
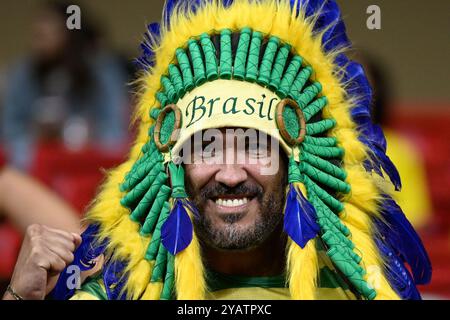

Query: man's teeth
(215, 198), (249, 207)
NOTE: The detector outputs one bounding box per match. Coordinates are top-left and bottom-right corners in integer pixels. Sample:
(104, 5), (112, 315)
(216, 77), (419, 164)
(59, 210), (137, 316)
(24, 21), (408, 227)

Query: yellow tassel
(141, 282), (163, 300)
(287, 238), (319, 300)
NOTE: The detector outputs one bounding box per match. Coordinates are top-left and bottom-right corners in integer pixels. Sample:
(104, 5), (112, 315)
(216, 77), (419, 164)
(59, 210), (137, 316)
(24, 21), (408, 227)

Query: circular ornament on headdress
(154, 104), (182, 152)
(275, 98), (306, 146)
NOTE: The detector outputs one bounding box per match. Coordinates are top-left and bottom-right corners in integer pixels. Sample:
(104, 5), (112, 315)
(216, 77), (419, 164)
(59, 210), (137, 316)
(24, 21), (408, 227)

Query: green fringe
(269, 44), (291, 91)
(257, 36), (280, 85)
(150, 243), (168, 282)
(303, 97), (328, 122)
(303, 174), (345, 213)
(200, 33), (218, 80)
(168, 64), (185, 99)
(176, 48), (195, 91)
(140, 185), (171, 233)
(161, 76), (177, 102)
(145, 202), (171, 260)
(219, 29), (232, 79)
(304, 136), (337, 147)
(278, 55), (302, 98)
(161, 253), (175, 300)
(245, 31), (263, 82)
(233, 28), (252, 80)
(297, 82), (322, 109)
(302, 150), (347, 180)
(301, 161), (350, 193)
(188, 39), (206, 86)
(289, 66), (312, 101)
(302, 142), (343, 158)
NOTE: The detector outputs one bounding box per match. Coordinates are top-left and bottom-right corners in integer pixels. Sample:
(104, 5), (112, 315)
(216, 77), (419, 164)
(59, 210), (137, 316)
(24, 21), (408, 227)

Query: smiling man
(3, 0), (431, 301)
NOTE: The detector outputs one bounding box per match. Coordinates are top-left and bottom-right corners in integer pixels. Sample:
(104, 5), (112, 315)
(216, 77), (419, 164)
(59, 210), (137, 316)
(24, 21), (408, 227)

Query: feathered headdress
(52, 0), (431, 300)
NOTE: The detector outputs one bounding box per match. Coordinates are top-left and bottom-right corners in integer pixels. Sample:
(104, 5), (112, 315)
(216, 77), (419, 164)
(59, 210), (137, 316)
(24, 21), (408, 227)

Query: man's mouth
(214, 197), (249, 207)
(208, 194), (257, 213)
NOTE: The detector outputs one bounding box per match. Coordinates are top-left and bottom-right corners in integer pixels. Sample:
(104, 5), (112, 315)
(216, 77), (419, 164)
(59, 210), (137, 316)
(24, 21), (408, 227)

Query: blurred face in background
(31, 8), (68, 62)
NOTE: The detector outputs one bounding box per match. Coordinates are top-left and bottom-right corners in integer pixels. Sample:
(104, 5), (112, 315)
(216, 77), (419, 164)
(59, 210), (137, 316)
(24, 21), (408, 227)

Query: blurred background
(0, 0), (449, 299)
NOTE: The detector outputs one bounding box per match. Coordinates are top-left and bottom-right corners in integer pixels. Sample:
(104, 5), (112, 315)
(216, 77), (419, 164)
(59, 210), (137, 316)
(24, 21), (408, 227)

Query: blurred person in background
(359, 52), (432, 230)
(0, 161), (80, 233)
(0, 154), (80, 293)
(1, 1), (130, 171)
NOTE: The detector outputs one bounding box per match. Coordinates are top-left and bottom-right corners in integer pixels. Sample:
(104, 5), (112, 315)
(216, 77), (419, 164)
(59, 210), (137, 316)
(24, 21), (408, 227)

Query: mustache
(199, 181), (264, 201)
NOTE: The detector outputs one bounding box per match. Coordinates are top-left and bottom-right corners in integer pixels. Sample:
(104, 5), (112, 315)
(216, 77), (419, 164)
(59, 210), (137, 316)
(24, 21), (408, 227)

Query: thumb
(72, 233), (82, 250)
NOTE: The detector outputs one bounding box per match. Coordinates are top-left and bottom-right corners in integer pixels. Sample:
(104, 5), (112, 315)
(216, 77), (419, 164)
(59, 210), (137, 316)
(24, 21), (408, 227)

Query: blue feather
(376, 196), (432, 285)
(375, 238), (422, 300)
(283, 183), (320, 248)
(360, 135), (402, 190)
(103, 258), (127, 300)
(161, 199), (194, 255)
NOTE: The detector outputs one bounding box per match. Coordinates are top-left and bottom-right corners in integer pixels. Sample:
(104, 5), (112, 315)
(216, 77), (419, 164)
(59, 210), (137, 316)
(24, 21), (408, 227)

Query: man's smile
(206, 193), (259, 216)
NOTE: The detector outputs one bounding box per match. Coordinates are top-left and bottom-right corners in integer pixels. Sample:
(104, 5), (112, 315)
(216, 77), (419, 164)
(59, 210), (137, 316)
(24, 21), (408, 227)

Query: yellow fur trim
(83, 0), (401, 300)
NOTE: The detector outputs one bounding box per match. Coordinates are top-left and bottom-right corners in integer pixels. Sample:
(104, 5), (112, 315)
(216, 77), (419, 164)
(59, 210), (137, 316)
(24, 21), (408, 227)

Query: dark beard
(188, 181), (286, 251)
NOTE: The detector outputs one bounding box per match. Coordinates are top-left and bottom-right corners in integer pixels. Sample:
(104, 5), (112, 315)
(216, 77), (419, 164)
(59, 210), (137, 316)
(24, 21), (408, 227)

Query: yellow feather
(141, 281), (163, 300)
(287, 238), (319, 300)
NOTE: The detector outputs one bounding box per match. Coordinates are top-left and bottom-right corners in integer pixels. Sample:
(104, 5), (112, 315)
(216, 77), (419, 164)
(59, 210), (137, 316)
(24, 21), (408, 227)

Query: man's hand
(3, 224), (81, 300)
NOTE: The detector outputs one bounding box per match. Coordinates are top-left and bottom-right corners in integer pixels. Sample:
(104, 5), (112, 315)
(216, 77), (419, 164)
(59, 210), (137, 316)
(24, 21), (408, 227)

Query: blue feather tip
(161, 198), (195, 255)
(284, 183), (320, 248)
(374, 196), (432, 299)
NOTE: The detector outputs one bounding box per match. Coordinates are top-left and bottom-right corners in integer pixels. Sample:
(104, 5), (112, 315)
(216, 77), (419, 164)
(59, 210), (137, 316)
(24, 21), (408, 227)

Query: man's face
(184, 128), (287, 251)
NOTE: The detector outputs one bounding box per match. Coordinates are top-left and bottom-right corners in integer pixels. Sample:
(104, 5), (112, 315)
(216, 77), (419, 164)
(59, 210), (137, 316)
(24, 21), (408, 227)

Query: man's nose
(214, 164), (248, 188)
